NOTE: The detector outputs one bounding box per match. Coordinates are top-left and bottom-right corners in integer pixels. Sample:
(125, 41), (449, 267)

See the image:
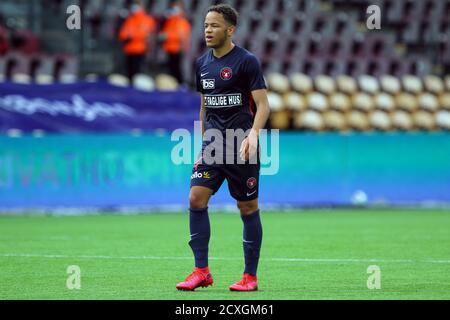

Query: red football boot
(229, 273), (258, 291)
(176, 267), (213, 291)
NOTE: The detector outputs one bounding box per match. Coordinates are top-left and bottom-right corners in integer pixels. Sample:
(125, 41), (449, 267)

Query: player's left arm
(240, 89), (270, 161)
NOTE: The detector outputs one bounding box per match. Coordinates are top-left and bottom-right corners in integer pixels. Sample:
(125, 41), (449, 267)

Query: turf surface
(0, 209), (449, 299)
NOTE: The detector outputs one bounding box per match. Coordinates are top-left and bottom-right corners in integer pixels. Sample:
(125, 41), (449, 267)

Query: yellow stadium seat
(290, 73), (313, 94)
(267, 72), (291, 94)
(369, 110), (392, 131)
(374, 93), (395, 112)
(395, 92), (418, 113)
(346, 111), (370, 131)
(402, 75), (423, 94)
(336, 75), (357, 95)
(417, 93), (439, 112)
(438, 93), (450, 111)
(267, 92), (285, 111)
(283, 92), (306, 111)
(294, 110), (324, 131)
(307, 92), (329, 112)
(155, 74), (179, 91)
(329, 93), (351, 112)
(413, 111), (436, 130)
(358, 75), (380, 95)
(314, 75), (336, 95)
(380, 75), (401, 95)
(435, 111), (450, 130)
(391, 111), (414, 131)
(424, 75), (444, 95)
(108, 73), (129, 87)
(352, 92), (374, 113)
(323, 110), (347, 131)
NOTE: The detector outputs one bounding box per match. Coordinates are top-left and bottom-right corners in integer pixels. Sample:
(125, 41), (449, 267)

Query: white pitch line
(0, 253), (450, 264)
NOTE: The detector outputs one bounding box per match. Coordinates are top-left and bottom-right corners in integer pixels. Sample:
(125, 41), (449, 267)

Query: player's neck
(212, 41), (235, 59)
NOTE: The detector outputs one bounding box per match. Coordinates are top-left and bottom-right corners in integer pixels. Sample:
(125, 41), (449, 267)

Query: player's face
(204, 12), (234, 49)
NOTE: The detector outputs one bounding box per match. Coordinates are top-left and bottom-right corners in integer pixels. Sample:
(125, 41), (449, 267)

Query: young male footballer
(176, 4), (270, 292)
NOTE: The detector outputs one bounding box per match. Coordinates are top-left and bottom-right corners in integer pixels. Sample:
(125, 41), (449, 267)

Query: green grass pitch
(0, 209), (449, 300)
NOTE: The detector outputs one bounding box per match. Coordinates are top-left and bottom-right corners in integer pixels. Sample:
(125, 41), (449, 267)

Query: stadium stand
(0, 0), (449, 132)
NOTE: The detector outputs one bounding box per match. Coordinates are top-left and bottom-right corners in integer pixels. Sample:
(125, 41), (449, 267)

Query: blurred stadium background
(0, 0), (449, 210)
(1, 0), (450, 301)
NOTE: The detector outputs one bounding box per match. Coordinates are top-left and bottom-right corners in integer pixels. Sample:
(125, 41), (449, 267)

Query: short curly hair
(207, 4), (239, 26)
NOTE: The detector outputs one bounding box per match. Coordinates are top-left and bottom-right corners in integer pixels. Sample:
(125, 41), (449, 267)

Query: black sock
(241, 210), (263, 276)
(188, 207), (210, 269)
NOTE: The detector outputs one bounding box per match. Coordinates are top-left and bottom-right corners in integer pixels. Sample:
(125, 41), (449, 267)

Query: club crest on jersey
(220, 67), (233, 80)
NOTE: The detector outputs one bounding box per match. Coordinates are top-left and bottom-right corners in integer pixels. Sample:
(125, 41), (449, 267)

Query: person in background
(159, 0), (191, 84)
(118, 0), (157, 82)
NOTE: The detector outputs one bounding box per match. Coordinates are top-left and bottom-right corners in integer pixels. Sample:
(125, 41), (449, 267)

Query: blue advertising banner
(0, 81), (200, 133)
(0, 132), (449, 210)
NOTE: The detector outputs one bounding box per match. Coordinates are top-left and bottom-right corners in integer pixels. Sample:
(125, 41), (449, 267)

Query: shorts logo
(202, 79), (215, 90)
(220, 67), (233, 80)
(247, 177), (257, 189)
(191, 171), (211, 180)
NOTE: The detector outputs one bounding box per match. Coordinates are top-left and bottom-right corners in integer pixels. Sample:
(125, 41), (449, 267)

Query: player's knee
(189, 192), (208, 209)
(237, 201), (258, 216)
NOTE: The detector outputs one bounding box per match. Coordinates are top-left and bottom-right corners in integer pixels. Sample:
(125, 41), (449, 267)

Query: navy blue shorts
(190, 157), (260, 201)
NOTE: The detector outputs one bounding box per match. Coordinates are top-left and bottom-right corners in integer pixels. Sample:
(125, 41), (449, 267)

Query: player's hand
(240, 129), (258, 161)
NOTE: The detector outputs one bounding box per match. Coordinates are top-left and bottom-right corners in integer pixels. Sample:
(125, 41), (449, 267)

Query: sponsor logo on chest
(204, 94), (242, 108)
(202, 79), (215, 90)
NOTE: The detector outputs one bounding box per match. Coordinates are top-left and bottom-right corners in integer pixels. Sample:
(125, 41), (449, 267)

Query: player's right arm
(199, 94), (205, 136)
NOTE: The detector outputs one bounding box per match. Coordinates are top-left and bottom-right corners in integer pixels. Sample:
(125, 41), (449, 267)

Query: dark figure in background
(0, 15), (9, 55)
(159, 0), (191, 84)
(118, 0), (156, 81)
